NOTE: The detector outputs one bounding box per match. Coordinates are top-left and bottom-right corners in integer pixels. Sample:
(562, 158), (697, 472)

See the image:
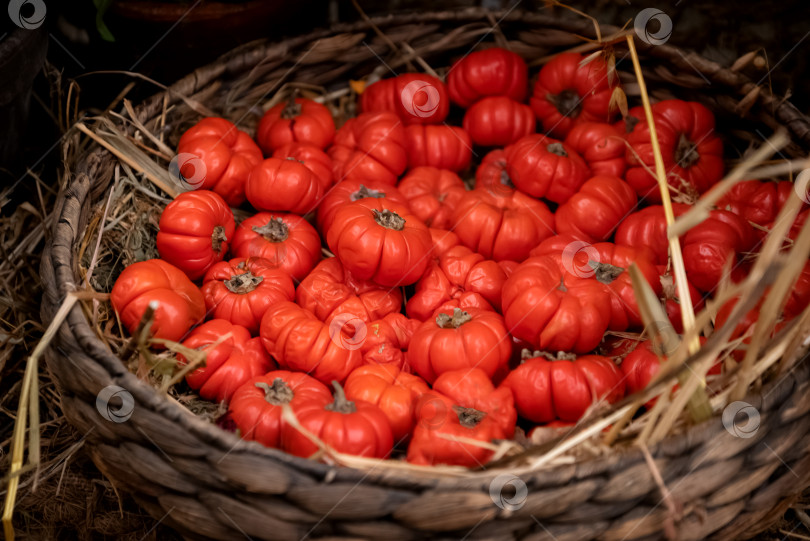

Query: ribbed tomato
(463, 97), (535, 147)
(176, 117), (263, 207)
(554, 176), (637, 243)
(428, 227), (461, 259)
(447, 47), (528, 108)
(432, 368), (517, 437)
(156, 190), (236, 280)
(256, 97), (335, 153)
(201, 257), (296, 334)
(360, 73), (449, 125)
(474, 148), (512, 196)
(614, 203), (691, 265)
(315, 178), (408, 236)
(404, 124), (472, 172)
(272, 142), (333, 189)
(657, 266), (705, 334)
(564, 121), (626, 178)
(360, 313), (421, 371)
(179, 320), (274, 403)
(505, 134), (590, 204)
(245, 157), (323, 215)
(328, 112), (408, 185)
(230, 212), (321, 282)
(397, 166), (466, 229)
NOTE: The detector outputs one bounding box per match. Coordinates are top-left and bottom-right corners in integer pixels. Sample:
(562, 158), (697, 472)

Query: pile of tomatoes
(109, 48), (810, 467)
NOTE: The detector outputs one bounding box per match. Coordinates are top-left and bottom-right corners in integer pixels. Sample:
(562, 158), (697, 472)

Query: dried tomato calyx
(675, 133), (700, 168)
(557, 277), (568, 292)
(253, 217), (289, 242)
(212, 225), (227, 253)
(547, 89), (582, 118)
(280, 97), (301, 119)
(373, 209), (405, 230)
(589, 260), (625, 284)
(499, 169), (514, 188)
(521, 349), (576, 362)
(325, 381), (356, 414)
(436, 308), (472, 329)
(225, 270), (263, 294)
(256, 378), (294, 405)
(453, 405), (487, 428)
(623, 115), (641, 134)
(351, 184), (385, 201)
(285, 156), (306, 165)
(546, 142), (568, 157)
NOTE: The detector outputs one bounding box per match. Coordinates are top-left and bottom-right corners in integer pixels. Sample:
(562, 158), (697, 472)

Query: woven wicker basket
(41, 9), (810, 540)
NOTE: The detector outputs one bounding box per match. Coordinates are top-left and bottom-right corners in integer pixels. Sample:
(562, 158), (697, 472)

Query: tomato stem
(256, 378), (294, 405)
(351, 184), (385, 201)
(546, 142), (568, 157)
(211, 225), (227, 253)
(435, 308), (472, 329)
(522, 349), (576, 362)
(589, 260), (625, 284)
(325, 381), (356, 414)
(225, 270), (264, 294)
(252, 217), (289, 242)
(280, 95), (301, 120)
(373, 209), (405, 230)
(452, 405), (486, 428)
(499, 168), (514, 188)
(674, 133), (700, 168)
(546, 89), (582, 118)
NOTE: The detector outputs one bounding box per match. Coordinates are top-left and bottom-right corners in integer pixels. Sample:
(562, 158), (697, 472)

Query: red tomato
(447, 47), (528, 108)
(554, 176), (637, 243)
(272, 142), (333, 189)
(625, 100), (724, 202)
(505, 134), (590, 204)
(256, 97), (335, 153)
(428, 227), (461, 259)
(564, 121), (627, 178)
(110, 259), (205, 343)
(407, 306), (512, 383)
(397, 166), (466, 229)
(432, 368), (517, 437)
(281, 381), (394, 459)
(360, 73), (449, 125)
(230, 212), (321, 282)
(259, 301), (363, 385)
(529, 52), (618, 139)
(229, 371), (332, 448)
(179, 320), (274, 403)
(614, 204), (691, 265)
(315, 178), (408, 236)
(343, 364), (429, 442)
(657, 267), (705, 334)
(201, 257), (296, 334)
(295, 257), (403, 324)
(176, 117), (263, 207)
(463, 97), (535, 147)
(360, 313), (421, 371)
(245, 157), (324, 215)
(404, 124), (472, 172)
(474, 148), (512, 196)
(500, 352), (625, 423)
(328, 112), (408, 185)
(156, 190), (236, 280)
(451, 188), (555, 262)
(326, 199), (432, 287)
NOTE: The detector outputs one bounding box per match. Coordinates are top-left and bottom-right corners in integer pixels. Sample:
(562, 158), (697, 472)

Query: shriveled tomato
(328, 112), (408, 185)
(625, 99), (723, 202)
(404, 124), (472, 172)
(229, 371), (332, 448)
(110, 259), (205, 343)
(259, 301), (362, 384)
(360, 73), (449, 125)
(326, 199), (432, 287)
(360, 313), (420, 371)
(451, 188), (555, 262)
(281, 381), (394, 459)
(407, 307), (511, 383)
(614, 203), (691, 265)
(406, 245), (511, 320)
(344, 364), (429, 442)
(245, 157), (323, 215)
(295, 257), (403, 324)
(463, 97), (535, 147)
(428, 227), (461, 259)
(432, 368), (517, 438)
(156, 190), (236, 280)
(272, 142), (333, 189)
(564, 121), (627, 178)
(230, 212), (321, 282)
(176, 117), (263, 207)
(201, 257), (295, 334)
(555, 176), (637, 243)
(315, 178), (408, 236)
(179, 320), (274, 403)
(256, 97), (335, 153)
(500, 351), (625, 423)
(447, 47), (528, 108)
(529, 52), (618, 139)
(397, 166), (466, 229)
(505, 134), (590, 204)
(474, 149), (512, 196)
(657, 267), (705, 334)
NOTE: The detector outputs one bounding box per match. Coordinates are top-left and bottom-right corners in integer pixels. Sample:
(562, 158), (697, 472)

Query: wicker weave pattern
(41, 9), (810, 540)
